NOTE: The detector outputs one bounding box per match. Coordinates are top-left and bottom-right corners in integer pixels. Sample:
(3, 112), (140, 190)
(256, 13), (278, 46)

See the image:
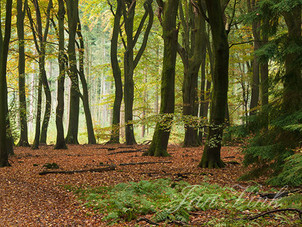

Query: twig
(137, 217), (159, 225)
(245, 208), (302, 221)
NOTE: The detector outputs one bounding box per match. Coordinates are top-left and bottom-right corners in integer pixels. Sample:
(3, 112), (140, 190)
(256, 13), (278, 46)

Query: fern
(268, 153), (302, 186)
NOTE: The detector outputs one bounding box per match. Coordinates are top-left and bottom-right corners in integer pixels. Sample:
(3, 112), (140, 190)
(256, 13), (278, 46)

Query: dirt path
(0, 144), (248, 226)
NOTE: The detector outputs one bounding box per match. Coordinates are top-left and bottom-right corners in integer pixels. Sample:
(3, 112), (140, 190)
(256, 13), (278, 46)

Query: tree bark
(247, 0), (260, 117)
(108, 0), (123, 144)
(143, 0), (179, 157)
(0, 0), (13, 166)
(77, 17), (96, 144)
(17, 0), (29, 147)
(199, 0), (229, 168)
(122, 0), (153, 145)
(178, 1), (206, 147)
(65, 0), (80, 144)
(28, 0), (53, 148)
(282, 5), (302, 112)
(38, 0), (52, 144)
(54, 0), (67, 149)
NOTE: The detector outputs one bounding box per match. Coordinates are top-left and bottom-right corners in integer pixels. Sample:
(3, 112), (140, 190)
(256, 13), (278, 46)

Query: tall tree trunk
(55, 0), (67, 149)
(247, 0), (260, 117)
(178, 1), (205, 147)
(77, 17), (96, 144)
(28, 0), (53, 148)
(260, 21), (269, 130)
(122, 0), (153, 145)
(17, 0), (29, 147)
(65, 0), (80, 144)
(143, 0), (179, 157)
(199, 32), (213, 142)
(0, 0), (13, 166)
(282, 5), (302, 112)
(38, 0), (52, 144)
(108, 0), (123, 144)
(199, 0), (229, 168)
(123, 1), (137, 145)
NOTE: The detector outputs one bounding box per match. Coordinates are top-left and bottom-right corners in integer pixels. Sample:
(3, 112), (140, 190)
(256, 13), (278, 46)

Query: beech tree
(108, 0), (123, 144)
(27, 0), (53, 148)
(198, 0), (229, 168)
(122, 0), (154, 145)
(76, 16), (96, 144)
(65, 0), (80, 144)
(144, 0), (179, 157)
(177, 0), (206, 147)
(17, 0), (29, 147)
(0, 0), (13, 167)
(55, 0), (67, 149)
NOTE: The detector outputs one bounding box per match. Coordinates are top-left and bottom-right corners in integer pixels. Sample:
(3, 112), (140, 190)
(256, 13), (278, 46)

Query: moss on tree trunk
(198, 0), (229, 168)
(144, 0), (179, 157)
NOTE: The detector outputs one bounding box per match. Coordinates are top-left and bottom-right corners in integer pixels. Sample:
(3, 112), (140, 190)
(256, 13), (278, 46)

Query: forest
(0, 0), (301, 226)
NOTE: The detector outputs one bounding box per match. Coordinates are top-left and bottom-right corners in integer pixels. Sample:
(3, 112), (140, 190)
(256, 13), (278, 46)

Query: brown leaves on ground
(0, 144), (257, 226)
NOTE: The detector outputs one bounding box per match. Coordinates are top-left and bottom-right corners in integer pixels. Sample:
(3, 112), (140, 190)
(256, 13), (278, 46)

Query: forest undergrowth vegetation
(65, 178), (302, 226)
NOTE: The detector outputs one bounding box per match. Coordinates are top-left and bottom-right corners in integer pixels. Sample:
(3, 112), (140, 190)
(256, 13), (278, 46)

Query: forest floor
(0, 144), (299, 226)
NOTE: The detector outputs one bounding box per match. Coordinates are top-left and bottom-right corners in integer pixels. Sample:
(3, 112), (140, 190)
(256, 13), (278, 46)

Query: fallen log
(107, 149), (145, 155)
(119, 161), (172, 166)
(39, 165), (116, 175)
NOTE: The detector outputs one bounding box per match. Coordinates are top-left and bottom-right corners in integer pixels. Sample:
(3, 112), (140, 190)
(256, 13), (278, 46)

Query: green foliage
(43, 162), (59, 169)
(223, 124), (249, 144)
(268, 153), (302, 187)
(69, 179), (283, 224)
(242, 109), (302, 183)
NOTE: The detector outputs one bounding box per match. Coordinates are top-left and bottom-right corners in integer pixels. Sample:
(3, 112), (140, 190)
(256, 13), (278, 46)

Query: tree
(55, 0), (67, 149)
(27, 0), (53, 148)
(65, 0), (80, 144)
(282, 3), (302, 112)
(121, 0), (154, 145)
(198, 0), (229, 168)
(177, 0), (206, 147)
(76, 16), (96, 144)
(143, 0), (179, 157)
(242, 0), (302, 182)
(0, 0), (13, 167)
(17, 0), (30, 147)
(108, 0), (123, 144)
(247, 0), (260, 118)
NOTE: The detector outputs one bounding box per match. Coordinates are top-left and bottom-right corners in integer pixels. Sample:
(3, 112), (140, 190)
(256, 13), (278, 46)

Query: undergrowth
(64, 178), (301, 225)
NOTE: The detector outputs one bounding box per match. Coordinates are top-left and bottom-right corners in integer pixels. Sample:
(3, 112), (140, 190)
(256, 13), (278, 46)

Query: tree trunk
(55, 0), (67, 149)
(77, 17), (96, 144)
(17, 0), (29, 147)
(122, 0), (153, 145)
(108, 0), (123, 144)
(123, 1), (137, 145)
(65, 0), (80, 144)
(199, 0), (229, 168)
(143, 0), (179, 157)
(178, 2), (206, 147)
(247, 0), (260, 117)
(0, 0), (13, 166)
(282, 5), (302, 112)
(28, 0), (53, 148)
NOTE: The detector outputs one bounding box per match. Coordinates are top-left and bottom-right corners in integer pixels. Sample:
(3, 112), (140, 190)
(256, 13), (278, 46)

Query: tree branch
(134, 0), (154, 68)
